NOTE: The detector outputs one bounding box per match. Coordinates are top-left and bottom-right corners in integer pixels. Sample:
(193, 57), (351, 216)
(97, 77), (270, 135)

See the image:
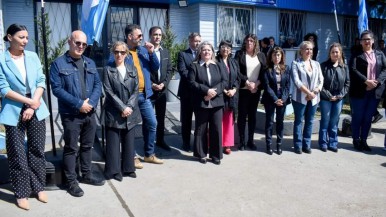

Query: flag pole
(41, 0), (57, 156)
(332, 0), (342, 44)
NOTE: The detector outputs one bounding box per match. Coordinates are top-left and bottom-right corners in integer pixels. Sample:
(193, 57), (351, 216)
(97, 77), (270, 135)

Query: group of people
(0, 21), (385, 211)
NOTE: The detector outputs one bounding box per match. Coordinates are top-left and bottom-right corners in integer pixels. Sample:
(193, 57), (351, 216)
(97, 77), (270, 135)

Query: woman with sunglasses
(261, 47), (291, 155)
(349, 30), (386, 151)
(102, 41), (140, 181)
(0, 24), (50, 210)
(215, 40), (240, 155)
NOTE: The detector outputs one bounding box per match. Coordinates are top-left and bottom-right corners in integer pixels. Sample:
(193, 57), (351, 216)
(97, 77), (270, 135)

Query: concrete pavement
(0, 102), (386, 217)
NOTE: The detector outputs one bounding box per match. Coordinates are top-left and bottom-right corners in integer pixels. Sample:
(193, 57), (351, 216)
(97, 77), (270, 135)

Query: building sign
(216, 0), (276, 5)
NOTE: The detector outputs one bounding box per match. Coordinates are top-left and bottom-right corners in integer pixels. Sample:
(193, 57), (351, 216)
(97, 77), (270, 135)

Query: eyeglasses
(220, 46), (231, 50)
(131, 34), (143, 38)
(114, 50), (127, 55)
(74, 41), (88, 48)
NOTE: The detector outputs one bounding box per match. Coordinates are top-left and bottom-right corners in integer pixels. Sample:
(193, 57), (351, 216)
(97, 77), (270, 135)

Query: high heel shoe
(266, 144), (273, 155)
(16, 198), (30, 210)
(37, 191), (48, 203)
(277, 143), (282, 155)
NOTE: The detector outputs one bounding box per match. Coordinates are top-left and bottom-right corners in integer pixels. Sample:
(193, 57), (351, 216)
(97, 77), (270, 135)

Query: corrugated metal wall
(199, 4), (216, 46)
(256, 8), (278, 43)
(3, 0), (35, 52)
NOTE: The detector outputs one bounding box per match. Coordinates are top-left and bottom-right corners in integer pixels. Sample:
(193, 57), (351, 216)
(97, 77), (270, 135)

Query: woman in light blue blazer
(0, 24), (49, 210)
(291, 41), (324, 154)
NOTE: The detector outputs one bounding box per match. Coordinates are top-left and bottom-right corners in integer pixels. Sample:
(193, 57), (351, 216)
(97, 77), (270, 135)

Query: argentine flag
(358, 0), (368, 35)
(81, 0), (109, 45)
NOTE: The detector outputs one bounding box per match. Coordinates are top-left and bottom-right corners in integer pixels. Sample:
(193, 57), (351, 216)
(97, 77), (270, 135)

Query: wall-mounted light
(178, 0), (188, 7)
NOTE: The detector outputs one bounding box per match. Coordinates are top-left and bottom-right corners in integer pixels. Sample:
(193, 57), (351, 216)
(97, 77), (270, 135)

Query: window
(279, 10), (305, 47)
(217, 6), (252, 47)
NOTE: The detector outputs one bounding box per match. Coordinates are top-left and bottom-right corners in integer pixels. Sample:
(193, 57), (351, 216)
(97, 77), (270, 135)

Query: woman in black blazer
(103, 41), (140, 181)
(234, 34), (267, 150)
(261, 47), (291, 155)
(215, 40), (240, 155)
(349, 30), (386, 151)
(188, 41), (228, 165)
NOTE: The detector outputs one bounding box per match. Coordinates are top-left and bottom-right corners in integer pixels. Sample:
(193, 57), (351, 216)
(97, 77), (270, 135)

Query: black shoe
(302, 147), (312, 154)
(247, 142), (257, 151)
(80, 176), (105, 186)
(276, 143), (282, 155)
(156, 141), (172, 151)
(182, 144), (191, 152)
(67, 183), (84, 197)
(353, 139), (363, 151)
(372, 113), (383, 123)
(327, 147), (338, 153)
(320, 146), (327, 152)
(361, 140), (372, 151)
(113, 173), (123, 182)
(212, 157), (221, 165)
(199, 158), (207, 164)
(266, 144), (273, 155)
(294, 149), (302, 154)
(238, 144), (245, 151)
(123, 172), (137, 178)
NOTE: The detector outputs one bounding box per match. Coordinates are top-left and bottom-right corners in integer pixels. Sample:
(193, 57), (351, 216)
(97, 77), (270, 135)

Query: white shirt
(12, 56), (30, 94)
(117, 65), (126, 80)
(154, 47), (162, 81)
(244, 54), (261, 89)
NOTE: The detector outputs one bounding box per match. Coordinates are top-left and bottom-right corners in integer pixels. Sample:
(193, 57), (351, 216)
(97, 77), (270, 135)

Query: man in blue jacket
(125, 24), (164, 165)
(50, 30), (104, 197)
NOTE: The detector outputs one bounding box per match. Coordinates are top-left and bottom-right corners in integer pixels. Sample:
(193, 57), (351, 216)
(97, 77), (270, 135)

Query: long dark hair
(267, 47), (286, 73)
(326, 42), (345, 66)
(216, 40), (233, 58)
(241, 34), (259, 56)
(3, 24), (27, 42)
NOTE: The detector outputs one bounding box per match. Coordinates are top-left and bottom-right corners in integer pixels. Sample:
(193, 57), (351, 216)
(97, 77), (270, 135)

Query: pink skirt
(222, 109), (234, 147)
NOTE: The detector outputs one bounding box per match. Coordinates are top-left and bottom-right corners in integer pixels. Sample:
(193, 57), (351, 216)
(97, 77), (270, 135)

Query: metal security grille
(36, 2), (72, 50)
(110, 7), (134, 43)
(343, 16), (385, 48)
(139, 8), (167, 41)
(279, 10), (305, 47)
(217, 5), (252, 47)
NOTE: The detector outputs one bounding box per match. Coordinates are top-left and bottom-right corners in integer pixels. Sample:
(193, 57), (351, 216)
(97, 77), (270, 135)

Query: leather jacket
(320, 60), (350, 101)
(102, 62), (140, 130)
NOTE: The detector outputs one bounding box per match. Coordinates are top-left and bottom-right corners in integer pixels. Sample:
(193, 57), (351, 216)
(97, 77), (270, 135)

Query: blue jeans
(350, 91), (379, 141)
(318, 99), (343, 149)
(292, 100), (318, 150)
(138, 93), (157, 157)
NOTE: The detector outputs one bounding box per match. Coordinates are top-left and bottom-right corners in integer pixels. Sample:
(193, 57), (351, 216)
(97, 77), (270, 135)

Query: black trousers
(180, 96), (194, 146)
(153, 92), (167, 143)
(193, 107), (223, 160)
(264, 102), (287, 145)
(5, 109), (46, 199)
(237, 89), (261, 143)
(61, 113), (97, 184)
(104, 126), (135, 177)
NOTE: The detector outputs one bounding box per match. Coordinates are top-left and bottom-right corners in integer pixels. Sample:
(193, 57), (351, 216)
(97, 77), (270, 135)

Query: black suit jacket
(261, 65), (291, 104)
(234, 50), (267, 91)
(188, 62), (228, 109)
(150, 47), (172, 98)
(216, 56), (240, 112)
(177, 48), (195, 97)
(349, 50), (386, 98)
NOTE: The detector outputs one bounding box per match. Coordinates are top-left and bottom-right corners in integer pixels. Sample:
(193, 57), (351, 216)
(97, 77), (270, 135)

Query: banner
(81, 0), (109, 45)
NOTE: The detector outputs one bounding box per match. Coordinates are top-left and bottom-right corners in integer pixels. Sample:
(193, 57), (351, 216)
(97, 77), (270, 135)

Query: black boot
(266, 144), (273, 155)
(238, 137), (246, 151)
(361, 139), (372, 151)
(277, 143), (282, 155)
(353, 139), (362, 151)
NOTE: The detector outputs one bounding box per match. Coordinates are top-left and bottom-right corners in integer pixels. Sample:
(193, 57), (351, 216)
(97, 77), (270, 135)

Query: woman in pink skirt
(216, 40), (240, 154)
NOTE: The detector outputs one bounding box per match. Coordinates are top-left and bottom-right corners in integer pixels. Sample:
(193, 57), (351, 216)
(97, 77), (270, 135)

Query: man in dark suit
(149, 26), (172, 151)
(177, 32), (201, 152)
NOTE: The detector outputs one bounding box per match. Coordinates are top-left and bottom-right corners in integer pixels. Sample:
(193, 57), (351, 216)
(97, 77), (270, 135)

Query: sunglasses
(74, 41), (88, 48)
(131, 34), (143, 38)
(114, 50), (127, 55)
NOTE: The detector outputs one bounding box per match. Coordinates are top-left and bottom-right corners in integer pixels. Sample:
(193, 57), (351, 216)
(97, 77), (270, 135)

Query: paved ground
(0, 102), (386, 217)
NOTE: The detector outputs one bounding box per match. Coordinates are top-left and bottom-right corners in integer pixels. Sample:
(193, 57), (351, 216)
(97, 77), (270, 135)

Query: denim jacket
(50, 51), (102, 115)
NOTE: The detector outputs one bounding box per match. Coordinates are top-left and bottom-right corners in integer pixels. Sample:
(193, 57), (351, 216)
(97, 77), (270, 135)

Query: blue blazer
(0, 50), (49, 126)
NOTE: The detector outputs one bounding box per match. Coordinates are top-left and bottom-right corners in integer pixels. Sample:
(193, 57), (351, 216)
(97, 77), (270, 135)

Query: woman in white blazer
(0, 24), (49, 210)
(291, 41), (324, 154)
